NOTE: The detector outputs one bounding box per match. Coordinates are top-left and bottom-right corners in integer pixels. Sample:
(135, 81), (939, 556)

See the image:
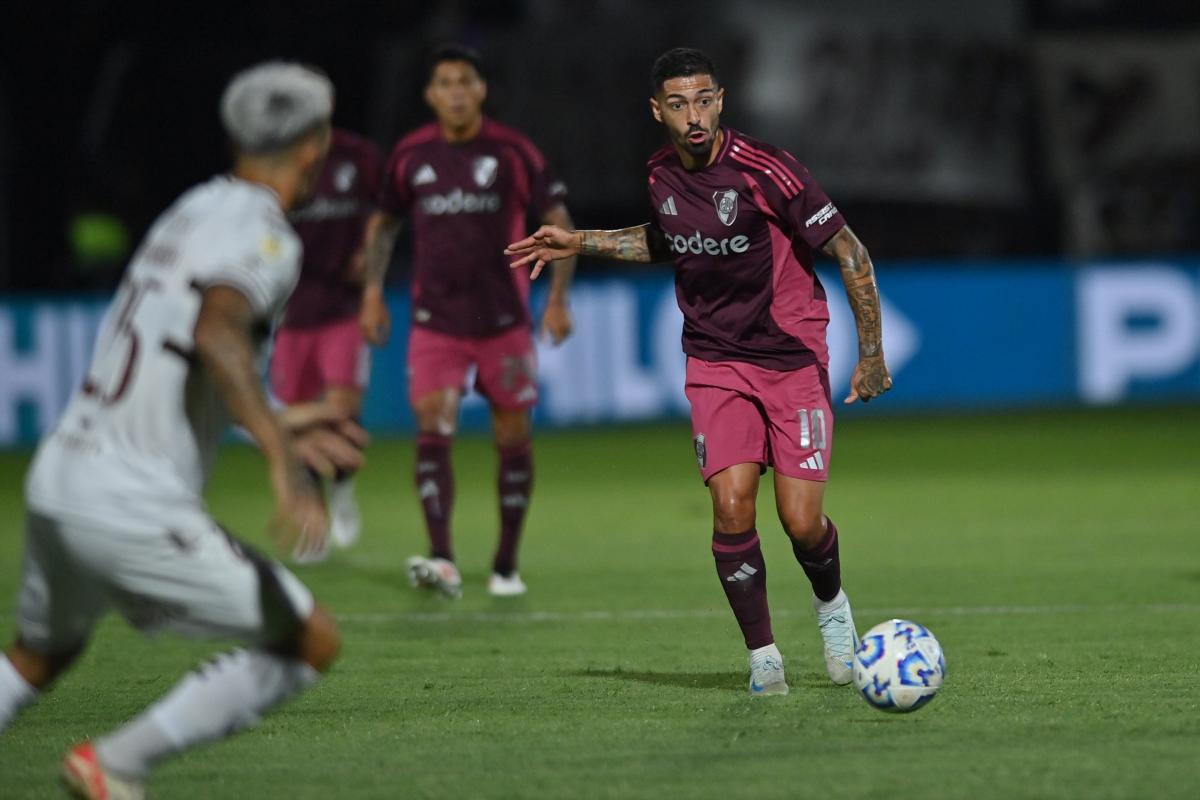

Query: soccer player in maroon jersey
(359, 45), (576, 598)
(271, 128), (381, 560)
(506, 48), (892, 695)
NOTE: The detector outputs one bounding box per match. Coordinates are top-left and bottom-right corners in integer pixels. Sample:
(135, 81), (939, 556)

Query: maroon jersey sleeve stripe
(730, 150), (798, 199)
(738, 171), (783, 224)
(730, 148), (800, 197)
(396, 123), (440, 150)
(646, 144), (675, 170)
(734, 141), (804, 193)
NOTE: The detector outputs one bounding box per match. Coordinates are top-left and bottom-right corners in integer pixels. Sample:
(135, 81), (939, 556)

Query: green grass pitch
(1, 407), (1198, 798)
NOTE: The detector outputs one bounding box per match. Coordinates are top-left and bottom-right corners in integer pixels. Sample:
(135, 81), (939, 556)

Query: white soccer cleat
(61, 742), (145, 800)
(748, 643), (789, 696)
(814, 589), (859, 685)
(406, 555), (462, 599)
(487, 571), (527, 597)
(328, 479), (362, 549)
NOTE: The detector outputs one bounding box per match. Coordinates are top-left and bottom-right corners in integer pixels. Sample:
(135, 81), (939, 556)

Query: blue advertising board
(2, 261), (1198, 446)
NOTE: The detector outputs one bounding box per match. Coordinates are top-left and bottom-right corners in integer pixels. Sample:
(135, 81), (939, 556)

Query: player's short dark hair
(650, 48), (718, 95)
(427, 44), (486, 82)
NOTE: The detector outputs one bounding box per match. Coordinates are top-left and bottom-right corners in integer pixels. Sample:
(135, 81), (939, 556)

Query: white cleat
(61, 742), (145, 800)
(487, 571), (527, 597)
(748, 643), (789, 696)
(328, 479), (362, 549)
(814, 589), (859, 685)
(406, 555), (462, 599)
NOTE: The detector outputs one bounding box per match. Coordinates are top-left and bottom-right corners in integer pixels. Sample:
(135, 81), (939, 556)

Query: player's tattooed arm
(579, 225), (674, 263)
(506, 223), (669, 278)
(359, 211), (402, 346)
(822, 226), (893, 404)
(194, 287), (327, 551)
(362, 211), (402, 289)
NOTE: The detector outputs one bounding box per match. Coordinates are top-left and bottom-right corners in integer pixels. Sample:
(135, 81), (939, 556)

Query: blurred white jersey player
(0, 62), (346, 799)
(30, 180), (298, 523)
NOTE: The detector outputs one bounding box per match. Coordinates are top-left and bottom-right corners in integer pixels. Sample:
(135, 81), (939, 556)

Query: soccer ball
(852, 619), (945, 712)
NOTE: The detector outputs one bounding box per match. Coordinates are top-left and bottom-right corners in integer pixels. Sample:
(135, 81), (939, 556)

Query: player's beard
(680, 124), (716, 160)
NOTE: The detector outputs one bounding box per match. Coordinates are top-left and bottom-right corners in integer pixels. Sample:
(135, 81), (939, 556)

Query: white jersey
(25, 176), (301, 523)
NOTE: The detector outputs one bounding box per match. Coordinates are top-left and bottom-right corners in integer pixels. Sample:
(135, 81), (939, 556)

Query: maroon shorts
(270, 316), (371, 404)
(407, 325), (538, 410)
(684, 356), (833, 483)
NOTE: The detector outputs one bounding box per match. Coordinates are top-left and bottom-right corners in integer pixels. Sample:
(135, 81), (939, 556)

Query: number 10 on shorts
(798, 408), (827, 451)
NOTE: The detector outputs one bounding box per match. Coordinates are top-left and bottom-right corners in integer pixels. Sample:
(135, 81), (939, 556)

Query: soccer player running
(506, 48), (892, 695)
(359, 45), (576, 599)
(0, 63), (354, 796)
(271, 127), (381, 560)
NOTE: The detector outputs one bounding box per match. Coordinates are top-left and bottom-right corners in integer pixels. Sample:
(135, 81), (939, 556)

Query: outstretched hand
(279, 402), (370, 478)
(844, 354), (893, 404)
(505, 225), (582, 280)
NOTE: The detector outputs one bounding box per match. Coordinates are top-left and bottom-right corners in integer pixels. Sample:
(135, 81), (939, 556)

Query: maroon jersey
(379, 118), (567, 338)
(648, 128), (846, 371)
(284, 129), (382, 328)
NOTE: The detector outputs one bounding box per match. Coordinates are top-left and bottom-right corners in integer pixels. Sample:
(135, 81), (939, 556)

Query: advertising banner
(2, 262), (1198, 446)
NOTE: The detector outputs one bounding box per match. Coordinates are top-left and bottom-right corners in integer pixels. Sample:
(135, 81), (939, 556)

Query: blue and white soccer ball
(852, 619), (945, 713)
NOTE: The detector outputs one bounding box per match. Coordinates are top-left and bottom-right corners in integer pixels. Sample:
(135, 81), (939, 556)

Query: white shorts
(16, 506), (314, 654)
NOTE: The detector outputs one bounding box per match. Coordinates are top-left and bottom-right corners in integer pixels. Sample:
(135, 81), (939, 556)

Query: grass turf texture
(1, 407), (1198, 799)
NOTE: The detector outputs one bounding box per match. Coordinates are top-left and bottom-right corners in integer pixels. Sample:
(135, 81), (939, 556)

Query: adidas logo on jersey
(659, 196), (678, 216)
(413, 164), (438, 186)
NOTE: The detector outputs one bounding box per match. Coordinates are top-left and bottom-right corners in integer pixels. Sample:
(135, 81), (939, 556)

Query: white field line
(1, 604), (1194, 626)
(335, 603), (1200, 625)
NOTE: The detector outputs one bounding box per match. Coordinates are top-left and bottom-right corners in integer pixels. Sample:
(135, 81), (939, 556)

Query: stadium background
(2, 0), (1200, 436)
(1, 2), (1198, 799)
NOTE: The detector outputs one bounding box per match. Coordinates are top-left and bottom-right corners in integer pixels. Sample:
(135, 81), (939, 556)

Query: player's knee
(298, 605), (341, 673)
(492, 410), (531, 448)
(711, 491), (756, 533)
(413, 394), (458, 436)
(783, 508), (826, 548)
(415, 410), (455, 436)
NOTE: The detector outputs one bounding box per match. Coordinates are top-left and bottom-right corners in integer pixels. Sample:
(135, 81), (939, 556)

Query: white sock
(748, 642), (782, 664)
(95, 649), (318, 778)
(814, 588), (848, 615)
(0, 655), (38, 733)
(330, 479), (353, 512)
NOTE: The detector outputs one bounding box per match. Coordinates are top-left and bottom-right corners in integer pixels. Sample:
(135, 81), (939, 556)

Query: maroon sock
(415, 433), (454, 561)
(492, 441), (533, 576)
(790, 517), (842, 602)
(712, 529), (774, 650)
